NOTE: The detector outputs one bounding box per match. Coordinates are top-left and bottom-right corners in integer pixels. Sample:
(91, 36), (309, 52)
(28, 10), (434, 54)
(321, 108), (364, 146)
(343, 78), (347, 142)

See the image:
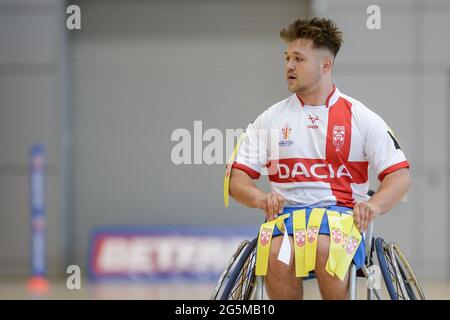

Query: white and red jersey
(232, 85), (409, 208)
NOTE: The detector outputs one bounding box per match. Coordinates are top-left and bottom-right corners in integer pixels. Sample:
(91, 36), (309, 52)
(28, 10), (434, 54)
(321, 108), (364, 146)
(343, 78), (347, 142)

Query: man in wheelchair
(226, 17), (411, 300)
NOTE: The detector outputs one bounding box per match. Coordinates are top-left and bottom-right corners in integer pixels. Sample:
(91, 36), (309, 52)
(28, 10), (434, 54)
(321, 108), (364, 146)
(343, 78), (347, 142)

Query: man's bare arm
(369, 168), (411, 214)
(229, 169), (285, 221)
(353, 168), (411, 232)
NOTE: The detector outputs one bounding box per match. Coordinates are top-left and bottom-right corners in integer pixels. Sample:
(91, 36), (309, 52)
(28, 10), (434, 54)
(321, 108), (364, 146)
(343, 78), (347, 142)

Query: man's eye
(285, 57), (289, 62)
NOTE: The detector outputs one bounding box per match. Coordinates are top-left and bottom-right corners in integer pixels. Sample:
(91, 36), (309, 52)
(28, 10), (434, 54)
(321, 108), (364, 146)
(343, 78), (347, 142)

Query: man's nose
(286, 60), (295, 71)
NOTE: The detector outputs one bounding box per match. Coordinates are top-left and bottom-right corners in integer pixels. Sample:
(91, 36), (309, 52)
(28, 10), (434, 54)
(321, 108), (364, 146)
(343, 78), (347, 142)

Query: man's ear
(322, 55), (333, 74)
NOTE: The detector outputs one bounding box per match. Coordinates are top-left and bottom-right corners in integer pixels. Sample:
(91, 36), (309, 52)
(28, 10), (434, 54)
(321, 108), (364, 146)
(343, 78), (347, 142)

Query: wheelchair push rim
(375, 237), (426, 300)
(211, 237), (258, 300)
(210, 239), (250, 300)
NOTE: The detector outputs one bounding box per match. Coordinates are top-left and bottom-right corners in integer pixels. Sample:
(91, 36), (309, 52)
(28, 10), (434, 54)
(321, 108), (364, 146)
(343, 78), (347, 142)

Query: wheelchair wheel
(210, 237), (258, 300)
(210, 239), (250, 300)
(375, 237), (426, 300)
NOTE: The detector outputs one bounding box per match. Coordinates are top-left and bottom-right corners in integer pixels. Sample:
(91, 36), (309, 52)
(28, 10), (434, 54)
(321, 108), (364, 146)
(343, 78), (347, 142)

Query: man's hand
(256, 191), (285, 222)
(353, 202), (381, 232)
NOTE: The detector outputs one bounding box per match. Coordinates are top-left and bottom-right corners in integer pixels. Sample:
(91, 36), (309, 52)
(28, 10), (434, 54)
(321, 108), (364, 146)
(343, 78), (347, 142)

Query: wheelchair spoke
(229, 251), (256, 299)
(393, 244), (427, 300)
(384, 247), (407, 300)
(211, 240), (252, 300)
(234, 264), (250, 293)
(213, 237), (259, 300)
(230, 269), (253, 298)
(375, 237), (426, 300)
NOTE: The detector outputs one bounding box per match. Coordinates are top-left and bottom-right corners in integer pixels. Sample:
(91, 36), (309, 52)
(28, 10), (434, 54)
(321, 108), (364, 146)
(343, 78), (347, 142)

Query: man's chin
(287, 84), (298, 93)
(291, 84), (310, 94)
(287, 85), (303, 94)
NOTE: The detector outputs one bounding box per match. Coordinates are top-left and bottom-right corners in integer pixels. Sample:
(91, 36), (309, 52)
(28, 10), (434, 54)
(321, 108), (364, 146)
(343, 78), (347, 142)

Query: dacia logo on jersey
(279, 123), (294, 146)
(333, 126), (345, 151)
(276, 162), (353, 180)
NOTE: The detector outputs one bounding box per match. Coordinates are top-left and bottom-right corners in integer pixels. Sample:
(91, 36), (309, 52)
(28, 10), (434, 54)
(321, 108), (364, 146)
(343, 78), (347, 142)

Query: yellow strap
(305, 208), (326, 272)
(332, 213), (354, 281)
(254, 214), (289, 276)
(275, 214), (290, 234)
(293, 209), (308, 277)
(255, 209), (362, 281)
(334, 221), (362, 281)
(255, 220), (276, 276)
(325, 210), (343, 276)
(340, 214), (354, 250)
(223, 132), (247, 207)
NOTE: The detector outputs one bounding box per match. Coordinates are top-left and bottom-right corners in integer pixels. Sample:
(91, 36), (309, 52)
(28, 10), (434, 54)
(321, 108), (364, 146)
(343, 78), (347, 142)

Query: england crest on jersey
(333, 126), (345, 151)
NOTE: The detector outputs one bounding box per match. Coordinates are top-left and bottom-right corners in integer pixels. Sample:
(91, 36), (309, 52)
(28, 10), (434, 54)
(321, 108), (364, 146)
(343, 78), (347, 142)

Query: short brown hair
(280, 17), (343, 57)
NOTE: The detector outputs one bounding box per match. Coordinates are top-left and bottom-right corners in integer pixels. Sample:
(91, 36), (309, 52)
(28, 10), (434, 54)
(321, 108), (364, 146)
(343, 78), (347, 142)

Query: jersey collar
(296, 84), (339, 108)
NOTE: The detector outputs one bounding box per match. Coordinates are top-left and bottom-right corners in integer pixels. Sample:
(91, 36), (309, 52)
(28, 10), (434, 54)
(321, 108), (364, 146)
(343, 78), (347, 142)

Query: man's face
(284, 38), (329, 94)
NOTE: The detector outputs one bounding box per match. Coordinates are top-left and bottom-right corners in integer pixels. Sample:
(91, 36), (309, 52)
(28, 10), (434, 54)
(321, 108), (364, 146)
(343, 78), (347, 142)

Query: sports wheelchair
(211, 191), (426, 300)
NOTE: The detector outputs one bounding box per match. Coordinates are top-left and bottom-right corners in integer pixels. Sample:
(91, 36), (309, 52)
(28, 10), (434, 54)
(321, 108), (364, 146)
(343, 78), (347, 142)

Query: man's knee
(314, 235), (349, 299)
(265, 236), (303, 299)
(267, 236), (290, 274)
(265, 236), (302, 294)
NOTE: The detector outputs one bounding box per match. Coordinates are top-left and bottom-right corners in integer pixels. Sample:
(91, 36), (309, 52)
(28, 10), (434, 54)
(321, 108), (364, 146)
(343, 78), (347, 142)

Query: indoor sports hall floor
(0, 277), (449, 300)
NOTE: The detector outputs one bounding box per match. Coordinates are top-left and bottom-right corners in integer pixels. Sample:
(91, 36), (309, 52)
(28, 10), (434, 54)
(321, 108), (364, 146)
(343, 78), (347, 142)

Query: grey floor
(0, 277), (448, 300)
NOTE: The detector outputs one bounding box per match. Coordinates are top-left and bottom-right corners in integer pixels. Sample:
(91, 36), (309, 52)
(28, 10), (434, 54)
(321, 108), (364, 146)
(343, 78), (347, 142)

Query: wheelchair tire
(375, 237), (426, 300)
(218, 237), (258, 300)
(390, 242), (426, 300)
(210, 239), (250, 300)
